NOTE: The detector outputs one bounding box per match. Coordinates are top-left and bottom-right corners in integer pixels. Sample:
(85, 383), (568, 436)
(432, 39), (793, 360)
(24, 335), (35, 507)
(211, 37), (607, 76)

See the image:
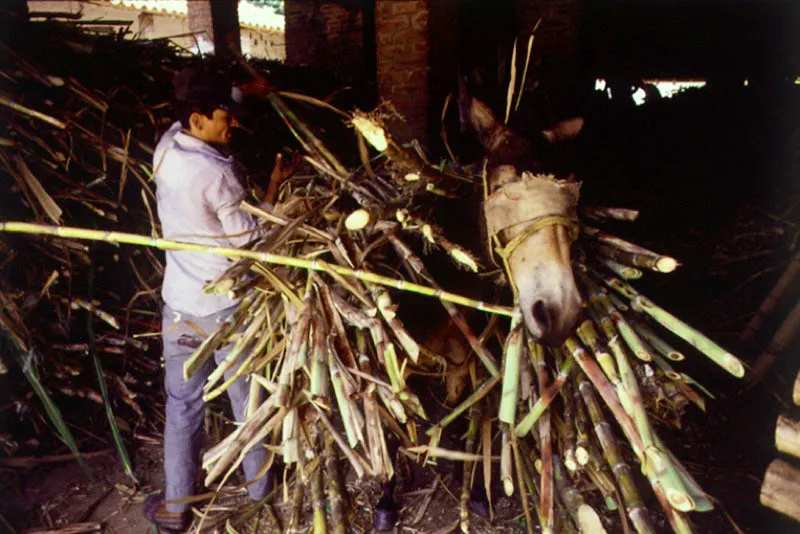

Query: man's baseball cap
(172, 68), (247, 116)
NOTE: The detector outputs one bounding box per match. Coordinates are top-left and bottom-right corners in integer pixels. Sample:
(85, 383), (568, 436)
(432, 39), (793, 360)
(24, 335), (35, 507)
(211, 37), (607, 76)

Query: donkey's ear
(458, 78), (508, 152)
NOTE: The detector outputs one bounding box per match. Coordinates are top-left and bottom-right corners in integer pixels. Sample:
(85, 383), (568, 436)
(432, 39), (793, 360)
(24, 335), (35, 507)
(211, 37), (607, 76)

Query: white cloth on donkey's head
(154, 121), (271, 317)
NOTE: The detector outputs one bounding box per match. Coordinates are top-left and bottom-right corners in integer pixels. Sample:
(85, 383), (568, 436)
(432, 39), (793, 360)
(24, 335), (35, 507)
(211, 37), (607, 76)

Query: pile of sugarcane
(0, 18), (753, 534)
(0, 20), (186, 473)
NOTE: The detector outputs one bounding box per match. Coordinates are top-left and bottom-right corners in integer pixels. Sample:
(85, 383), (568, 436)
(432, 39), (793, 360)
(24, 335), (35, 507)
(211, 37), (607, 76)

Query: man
(144, 68), (288, 532)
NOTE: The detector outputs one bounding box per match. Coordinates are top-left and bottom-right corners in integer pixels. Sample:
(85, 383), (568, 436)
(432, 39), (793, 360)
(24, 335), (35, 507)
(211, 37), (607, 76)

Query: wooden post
(741, 251), (800, 344)
(747, 296), (800, 387)
(777, 415), (800, 460)
(187, 0), (241, 60)
(761, 459), (800, 522)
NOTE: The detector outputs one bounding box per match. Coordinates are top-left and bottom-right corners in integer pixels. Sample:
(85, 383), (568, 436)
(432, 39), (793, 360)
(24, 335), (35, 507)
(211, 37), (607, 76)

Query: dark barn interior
(1, 0), (800, 532)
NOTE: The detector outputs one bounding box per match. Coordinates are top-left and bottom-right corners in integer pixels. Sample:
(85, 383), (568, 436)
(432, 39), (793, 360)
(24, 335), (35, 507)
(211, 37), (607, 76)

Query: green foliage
(244, 0), (285, 15)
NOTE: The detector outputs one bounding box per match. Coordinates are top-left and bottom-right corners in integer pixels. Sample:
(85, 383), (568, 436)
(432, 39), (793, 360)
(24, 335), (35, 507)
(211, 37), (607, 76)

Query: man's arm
(206, 168), (265, 249)
(261, 152), (300, 206)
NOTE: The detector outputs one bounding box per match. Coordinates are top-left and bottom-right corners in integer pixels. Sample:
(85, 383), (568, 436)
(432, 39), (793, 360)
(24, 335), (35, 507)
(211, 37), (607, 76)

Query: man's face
(190, 108), (240, 146)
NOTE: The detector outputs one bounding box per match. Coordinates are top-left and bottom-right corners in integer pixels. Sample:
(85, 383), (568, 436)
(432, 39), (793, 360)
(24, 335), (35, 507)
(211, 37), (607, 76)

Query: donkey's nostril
(532, 300), (551, 331)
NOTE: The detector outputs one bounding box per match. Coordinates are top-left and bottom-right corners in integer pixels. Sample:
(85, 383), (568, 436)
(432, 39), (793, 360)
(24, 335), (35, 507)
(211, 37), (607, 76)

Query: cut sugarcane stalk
(761, 459), (800, 522)
(612, 325), (695, 512)
(501, 429), (514, 496)
(553, 454), (607, 534)
(582, 206), (640, 222)
(596, 269), (745, 378)
(592, 242), (678, 273)
(460, 407), (480, 534)
(631, 318), (685, 361)
(582, 276), (652, 363)
(532, 342), (554, 534)
(510, 431), (536, 534)
(311, 450), (327, 534)
(344, 208), (371, 231)
(184, 295), (255, 381)
(576, 371), (655, 534)
(515, 349), (574, 437)
(584, 225), (678, 272)
(499, 321), (524, 424)
(776, 414), (800, 460)
(0, 222), (517, 317)
(795, 370), (800, 406)
(599, 257), (643, 280)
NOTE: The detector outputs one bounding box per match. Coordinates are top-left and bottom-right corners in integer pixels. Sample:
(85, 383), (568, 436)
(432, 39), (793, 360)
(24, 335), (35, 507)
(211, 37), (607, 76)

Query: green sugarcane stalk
(499, 320), (524, 424)
(553, 454), (607, 533)
(325, 436), (347, 534)
(532, 342), (554, 534)
(329, 351), (364, 448)
(511, 431), (536, 534)
(309, 314), (329, 398)
(591, 242), (678, 274)
(311, 450), (327, 534)
(515, 352), (574, 437)
(203, 310), (267, 398)
(594, 269), (745, 378)
(427, 375), (502, 436)
(577, 374), (655, 534)
(205, 329), (282, 402)
(460, 407), (480, 534)
(631, 318), (685, 361)
(599, 257), (643, 280)
(654, 432), (714, 512)
(611, 323), (695, 512)
(571, 368), (592, 467)
(585, 281), (653, 363)
(501, 428), (514, 496)
(0, 222), (516, 317)
(584, 461), (619, 511)
(583, 225), (678, 273)
(565, 337), (643, 459)
(183, 294), (255, 381)
(576, 319), (620, 382)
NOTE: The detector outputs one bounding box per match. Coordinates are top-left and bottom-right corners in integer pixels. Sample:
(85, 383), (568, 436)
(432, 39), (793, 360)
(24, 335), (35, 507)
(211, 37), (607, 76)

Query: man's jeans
(162, 304), (268, 513)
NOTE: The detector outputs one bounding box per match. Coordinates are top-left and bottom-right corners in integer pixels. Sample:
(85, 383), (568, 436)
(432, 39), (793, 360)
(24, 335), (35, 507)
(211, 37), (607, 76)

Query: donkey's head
(461, 93), (583, 345)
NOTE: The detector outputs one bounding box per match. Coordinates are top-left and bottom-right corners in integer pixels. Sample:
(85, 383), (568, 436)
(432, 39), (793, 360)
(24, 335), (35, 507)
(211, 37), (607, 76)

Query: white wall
(27, 1), (285, 60)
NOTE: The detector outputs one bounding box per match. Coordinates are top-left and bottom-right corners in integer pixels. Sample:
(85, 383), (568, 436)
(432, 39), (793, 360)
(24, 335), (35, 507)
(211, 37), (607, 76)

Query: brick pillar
(284, 0), (367, 86)
(375, 0), (430, 143)
(188, 0), (241, 59)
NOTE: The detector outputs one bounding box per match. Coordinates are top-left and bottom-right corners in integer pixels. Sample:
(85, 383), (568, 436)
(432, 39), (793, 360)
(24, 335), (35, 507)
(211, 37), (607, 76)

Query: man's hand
(263, 151), (301, 205)
(240, 75), (276, 98)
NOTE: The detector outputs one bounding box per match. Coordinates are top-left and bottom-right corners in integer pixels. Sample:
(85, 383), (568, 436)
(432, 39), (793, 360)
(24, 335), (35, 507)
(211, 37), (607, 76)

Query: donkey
(373, 93), (586, 530)
(460, 92), (584, 345)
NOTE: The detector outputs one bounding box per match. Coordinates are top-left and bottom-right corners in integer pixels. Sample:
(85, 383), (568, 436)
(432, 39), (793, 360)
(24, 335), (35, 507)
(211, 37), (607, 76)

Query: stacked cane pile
(0, 20), (183, 472)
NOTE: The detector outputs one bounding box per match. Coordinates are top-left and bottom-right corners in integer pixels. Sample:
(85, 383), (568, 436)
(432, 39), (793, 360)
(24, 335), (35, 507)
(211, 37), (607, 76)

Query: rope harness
(482, 172), (581, 297)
